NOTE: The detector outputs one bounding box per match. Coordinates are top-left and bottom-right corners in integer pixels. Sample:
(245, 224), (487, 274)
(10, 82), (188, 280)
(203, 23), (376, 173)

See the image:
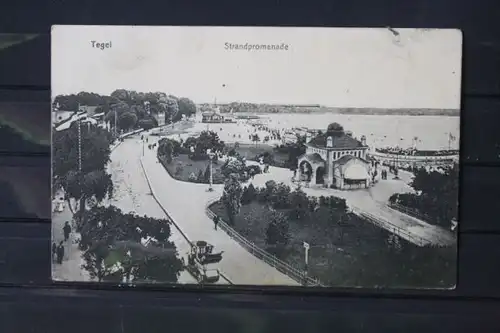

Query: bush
(265, 210), (290, 249)
(137, 119), (155, 130)
(246, 164), (262, 176)
(188, 172), (197, 182)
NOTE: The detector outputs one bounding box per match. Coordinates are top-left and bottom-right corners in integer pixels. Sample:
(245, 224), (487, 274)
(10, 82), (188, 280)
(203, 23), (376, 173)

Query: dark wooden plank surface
(0, 223), (498, 300)
(0, 1), (500, 95)
(0, 288), (499, 332)
(0, 0), (499, 330)
(461, 98), (500, 165)
(0, 223), (50, 285)
(460, 166), (500, 233)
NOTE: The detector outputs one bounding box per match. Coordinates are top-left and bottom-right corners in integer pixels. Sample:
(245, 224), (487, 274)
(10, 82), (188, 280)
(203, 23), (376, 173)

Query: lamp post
(393, 137), (403, 180)
(142, 136), (145, 156)
(303, 242), (310, 286)
(207, 148), (215, 192)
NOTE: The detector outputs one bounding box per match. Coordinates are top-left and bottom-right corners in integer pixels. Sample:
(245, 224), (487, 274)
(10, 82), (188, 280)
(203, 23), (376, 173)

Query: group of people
(52, 221), (72, 264)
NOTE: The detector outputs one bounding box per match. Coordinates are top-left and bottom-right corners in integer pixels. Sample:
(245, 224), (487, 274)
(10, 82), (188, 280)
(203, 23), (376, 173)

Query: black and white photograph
(51, 25), (461, 288)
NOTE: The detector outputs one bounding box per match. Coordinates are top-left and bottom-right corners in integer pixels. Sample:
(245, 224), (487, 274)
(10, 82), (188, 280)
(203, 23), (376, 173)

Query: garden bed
(158, 154), (226, 184)
(228, 143), (289, 167)
(209, 198), (456, 288)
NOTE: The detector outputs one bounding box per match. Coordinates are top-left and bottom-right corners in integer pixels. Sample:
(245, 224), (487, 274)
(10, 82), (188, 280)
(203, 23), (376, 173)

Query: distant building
(144, 101), (166, 126)
(202, 110), (224, 123)
(296, 123), (371, 190)
(53, 104), (105, 132)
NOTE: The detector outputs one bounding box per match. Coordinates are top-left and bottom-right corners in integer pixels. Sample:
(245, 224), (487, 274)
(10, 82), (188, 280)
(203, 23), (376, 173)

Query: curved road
(109, 138), (197, 284)
(125, 138), (298, 286)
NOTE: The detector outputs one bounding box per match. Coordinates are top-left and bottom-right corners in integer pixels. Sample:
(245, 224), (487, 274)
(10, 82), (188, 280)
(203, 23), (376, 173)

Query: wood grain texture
(0, 289), (499, 332)
(0, 224), (499, 300)
(0, 0), (498, 95)
(0, 0), (499, 329)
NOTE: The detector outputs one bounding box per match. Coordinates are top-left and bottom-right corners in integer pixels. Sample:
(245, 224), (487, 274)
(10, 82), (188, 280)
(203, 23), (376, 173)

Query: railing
(205, 198), (323, 287)
(387, 202), (433, 224)
(350, 206), (429, 247)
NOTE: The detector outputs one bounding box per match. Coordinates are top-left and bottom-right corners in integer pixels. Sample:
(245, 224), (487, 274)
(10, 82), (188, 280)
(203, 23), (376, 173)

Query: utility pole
(78, 117), (82, 173)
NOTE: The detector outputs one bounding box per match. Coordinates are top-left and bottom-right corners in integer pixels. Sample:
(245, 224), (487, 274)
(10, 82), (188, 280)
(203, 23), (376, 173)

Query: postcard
(51, 25), (461, 289)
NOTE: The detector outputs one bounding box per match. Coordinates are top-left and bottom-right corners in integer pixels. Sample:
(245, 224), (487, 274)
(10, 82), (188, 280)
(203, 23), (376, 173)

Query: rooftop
(336, 154), (369, 165)
(308, 133), (366, 150)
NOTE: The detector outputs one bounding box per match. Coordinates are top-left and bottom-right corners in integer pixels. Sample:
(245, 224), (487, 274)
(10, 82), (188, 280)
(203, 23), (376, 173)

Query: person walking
(56, 241), (65, 264)
(213, 215), (219, 231)
(52, 242), (57, 262)
(63, 221), (71, 242)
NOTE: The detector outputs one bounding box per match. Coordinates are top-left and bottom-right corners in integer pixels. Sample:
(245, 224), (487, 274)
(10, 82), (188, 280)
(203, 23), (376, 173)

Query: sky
(51, 26), (462, 109)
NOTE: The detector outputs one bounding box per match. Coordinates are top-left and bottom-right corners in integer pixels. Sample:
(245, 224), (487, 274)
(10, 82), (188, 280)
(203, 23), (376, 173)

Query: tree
(78, 205), (183, 283)
(157, 139), (174, 163)
(178, 97), (197, 118)
(220, 157), (246, 178)
(221, 175), (243, 225)
(203, 163), (211, 183)
(241, 183), (257, 205)
(52, 123), (112, 179)
(137, 119), (155, 130)
(193, 170), (202, 183)
(52, 123), (114, 215)
(166, 96), (180, 121)
(392, 163), (459, 228)
(119, 112), (138, 131)
(265, 210), (290, 248)
(65, 169), (114, 220)
(288, 188), (309, 220)
(326, 122), (344, 136)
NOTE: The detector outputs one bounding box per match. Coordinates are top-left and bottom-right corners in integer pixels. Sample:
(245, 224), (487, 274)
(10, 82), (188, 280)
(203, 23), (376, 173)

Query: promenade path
(51, 192), (90, 282)
(136, 139), (298, 286)
(245, 163), (456, 247)
(109, 137), (197, 284)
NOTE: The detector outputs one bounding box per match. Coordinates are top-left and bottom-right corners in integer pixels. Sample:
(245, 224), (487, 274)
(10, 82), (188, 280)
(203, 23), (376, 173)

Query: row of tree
(52, 113), (184, 283)
(216, 175), (456, 287)
(389, 164), (459, 228)
(200, 102), (321, 114)
(157, 131), (225, 163)
(220, 177), (351, 251)
(54, 90), (197, 132)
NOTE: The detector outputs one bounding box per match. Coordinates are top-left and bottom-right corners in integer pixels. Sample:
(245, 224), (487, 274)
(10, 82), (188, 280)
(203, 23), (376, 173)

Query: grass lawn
(228, 143), (289, 167)
(209, 201), (456, 288)
(159, 153), (226, 184)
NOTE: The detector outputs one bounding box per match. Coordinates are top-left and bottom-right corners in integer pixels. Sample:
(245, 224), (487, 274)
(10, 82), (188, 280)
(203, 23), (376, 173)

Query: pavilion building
(296, 123), (372, 190)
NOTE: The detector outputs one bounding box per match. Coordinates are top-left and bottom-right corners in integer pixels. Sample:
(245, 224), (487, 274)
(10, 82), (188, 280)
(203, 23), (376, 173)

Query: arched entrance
(316, 166), (325, 184)
(299, 160), (313, 182)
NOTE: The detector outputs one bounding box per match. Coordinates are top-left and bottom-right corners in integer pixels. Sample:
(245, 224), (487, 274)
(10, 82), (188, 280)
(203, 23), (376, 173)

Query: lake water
(248, 113), (460, 151)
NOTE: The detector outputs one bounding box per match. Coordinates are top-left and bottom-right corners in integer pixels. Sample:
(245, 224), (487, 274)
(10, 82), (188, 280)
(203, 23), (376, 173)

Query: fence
(387, 202), (433, 224)
(205, 198), (323, 286)
(350, 206), (429, 247)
